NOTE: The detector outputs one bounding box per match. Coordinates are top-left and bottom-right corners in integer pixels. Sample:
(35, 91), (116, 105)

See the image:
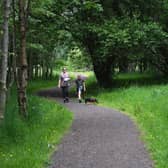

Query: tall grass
(0, 81), (73, 168)
(87, 73), (168, 168)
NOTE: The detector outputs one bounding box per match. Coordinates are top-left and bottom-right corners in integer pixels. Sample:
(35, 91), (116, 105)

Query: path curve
(37, 88), (153, 168)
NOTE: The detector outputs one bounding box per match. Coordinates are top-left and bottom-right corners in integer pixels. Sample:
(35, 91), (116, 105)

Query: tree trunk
(34, 65), (38, 79)
(12, 0), (17, 84)
(82, 33), (114, 88)
(17, 0), (30, 118)
(92, 58), (113, 88)
(46, 66), (49, 79)
(28, 50), (33, 80)
(40, 66), (43, 78)
(0, 0), (10, 119)
(7, 33), (14, 88)
(119, 56), (129, 73)
(49, 67), (53, 79)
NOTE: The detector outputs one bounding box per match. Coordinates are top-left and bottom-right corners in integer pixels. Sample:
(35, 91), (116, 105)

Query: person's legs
(64, 86), (69, 102)
(78, 87), (82, 103)
(61, 87), (67, 103)
(82, 89), (85, 99)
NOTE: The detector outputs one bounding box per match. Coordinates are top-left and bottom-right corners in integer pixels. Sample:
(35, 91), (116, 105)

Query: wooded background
(1, 0), (168, 119)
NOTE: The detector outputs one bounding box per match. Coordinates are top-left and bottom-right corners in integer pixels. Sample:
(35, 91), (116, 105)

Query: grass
(28, 79), (58, 93)
(113, 72), (168, 88)
(0, 81), (73, 168)
(86, 73), (168, 168)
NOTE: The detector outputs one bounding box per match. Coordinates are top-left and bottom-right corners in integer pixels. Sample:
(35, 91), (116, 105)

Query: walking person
(58, 68), (70, 103)
(75, 75), (86, 103)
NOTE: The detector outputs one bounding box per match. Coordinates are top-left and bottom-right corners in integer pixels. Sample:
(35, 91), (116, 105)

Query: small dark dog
(85, 98), (98, 104)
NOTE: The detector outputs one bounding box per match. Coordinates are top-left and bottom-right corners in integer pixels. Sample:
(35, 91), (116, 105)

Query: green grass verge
(0, 81), (73, 168)
(28, 79), (58, 93)
(87, 73), (168, 168)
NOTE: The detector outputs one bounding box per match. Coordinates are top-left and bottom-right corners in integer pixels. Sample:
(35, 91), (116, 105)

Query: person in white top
(58, 68), (70, 103)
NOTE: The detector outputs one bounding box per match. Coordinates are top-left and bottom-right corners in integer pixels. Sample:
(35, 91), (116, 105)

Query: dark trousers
(61, 86), (69, 99)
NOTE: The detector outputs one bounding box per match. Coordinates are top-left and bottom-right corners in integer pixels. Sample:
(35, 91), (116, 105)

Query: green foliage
(5, 0), (168, 83)
(86, 17), (168, 76)
(101, 0), (164, 20)
(94, 18), (168, 57)
(60, 0), (168, 85)
(67, 46), (92, 70)
(17, 0), (168, 83)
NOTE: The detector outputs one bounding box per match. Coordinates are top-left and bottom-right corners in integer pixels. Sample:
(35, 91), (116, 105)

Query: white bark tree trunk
(0, 0), (11, 120)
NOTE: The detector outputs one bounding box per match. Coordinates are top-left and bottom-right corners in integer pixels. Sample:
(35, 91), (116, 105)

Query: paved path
(38, 88), (153, 168)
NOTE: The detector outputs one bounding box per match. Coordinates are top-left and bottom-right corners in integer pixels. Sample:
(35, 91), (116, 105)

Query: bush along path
(38, 88), (153, 168)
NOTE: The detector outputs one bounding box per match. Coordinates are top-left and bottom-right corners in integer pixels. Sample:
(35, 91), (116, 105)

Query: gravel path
(37, 88), (153, 168)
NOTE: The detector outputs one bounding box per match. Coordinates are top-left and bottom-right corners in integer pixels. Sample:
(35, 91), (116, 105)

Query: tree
(17, 0), (30, 118)
(0, 0), (11, 119)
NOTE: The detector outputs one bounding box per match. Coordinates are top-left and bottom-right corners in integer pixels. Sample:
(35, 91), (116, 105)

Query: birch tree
(0, 0), (11, 120)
